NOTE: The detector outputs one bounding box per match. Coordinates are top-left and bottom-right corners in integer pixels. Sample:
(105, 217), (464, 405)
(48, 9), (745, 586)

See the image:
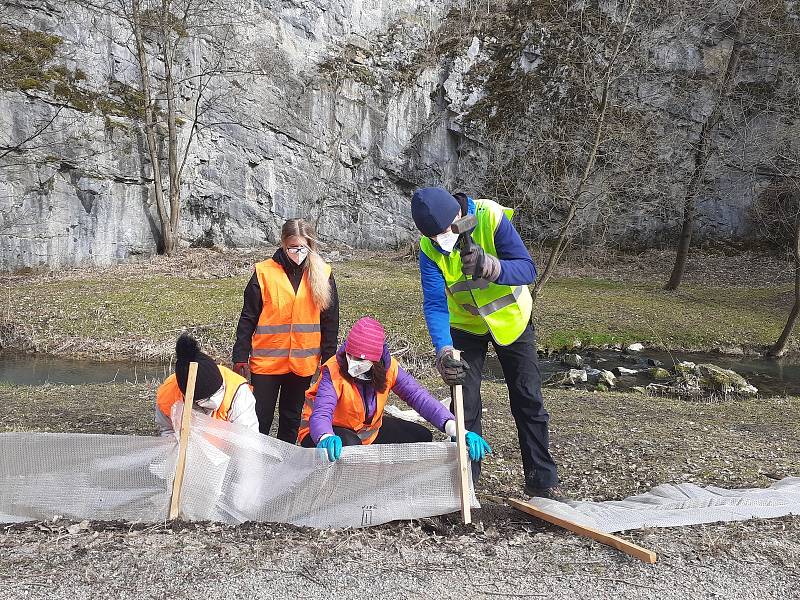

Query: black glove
(233, 362), (251, 382)
(436, 347), (470, 386)
(460, 243), (485, 278)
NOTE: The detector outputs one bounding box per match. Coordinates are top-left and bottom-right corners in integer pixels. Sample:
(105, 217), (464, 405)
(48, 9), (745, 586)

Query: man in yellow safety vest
(411, 187), (563, 499)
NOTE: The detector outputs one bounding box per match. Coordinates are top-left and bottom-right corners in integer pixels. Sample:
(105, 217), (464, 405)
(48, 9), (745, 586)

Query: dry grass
(0, 248), (795, 364)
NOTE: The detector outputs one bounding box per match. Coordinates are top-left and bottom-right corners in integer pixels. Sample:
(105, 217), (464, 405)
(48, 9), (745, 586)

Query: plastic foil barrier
(0, 412), (478, 527)
(0, 432), (176, 523)
(527, 477), (800, 533)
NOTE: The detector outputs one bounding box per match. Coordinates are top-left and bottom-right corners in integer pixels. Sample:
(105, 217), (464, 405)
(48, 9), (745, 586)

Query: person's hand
(318, 435), (342, 462)
(460, 244), (501, 281)
(460, 244), (485, 278)
(465, 431), (492, 462)
(436, 347), (469, 386)
(233, 362), (250, 381)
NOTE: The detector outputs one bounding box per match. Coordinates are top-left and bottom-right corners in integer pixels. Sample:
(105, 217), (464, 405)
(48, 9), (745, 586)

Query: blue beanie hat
(411, 187), (461, 237)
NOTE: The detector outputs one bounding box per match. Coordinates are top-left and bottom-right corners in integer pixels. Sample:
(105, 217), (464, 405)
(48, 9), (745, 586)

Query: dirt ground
(2, 247), (799, 598)
(2, 382), (799, 599)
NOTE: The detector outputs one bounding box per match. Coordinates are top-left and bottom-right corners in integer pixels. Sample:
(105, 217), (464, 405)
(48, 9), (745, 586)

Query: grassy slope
(1, 258), (792, 362)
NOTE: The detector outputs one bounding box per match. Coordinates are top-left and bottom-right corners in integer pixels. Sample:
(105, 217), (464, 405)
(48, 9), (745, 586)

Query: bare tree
(530, 0), (639, 300)
(664, 2), (750, 290)
(444, 0), (649, 300)
(78, 0), (249, 254)
(710, 0), (800, 355)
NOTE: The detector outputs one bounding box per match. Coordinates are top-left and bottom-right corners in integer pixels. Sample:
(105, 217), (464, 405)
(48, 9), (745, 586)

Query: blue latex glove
(465, 431), (492, 462)
(318, 435), (342, 462)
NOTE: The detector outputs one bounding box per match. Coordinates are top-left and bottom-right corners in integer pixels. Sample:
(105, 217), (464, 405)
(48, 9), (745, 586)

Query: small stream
(0, 353), (172, 386)
(487, 349), (800, 397)
(2, 349), (799, 396)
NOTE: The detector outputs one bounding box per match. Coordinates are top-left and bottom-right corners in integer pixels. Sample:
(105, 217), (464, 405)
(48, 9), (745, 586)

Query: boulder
(697, 363), (758, 395)
(562, 353), (584, 368)
(626, 342), (645, 352)
(675, 361), (698, 375)
(613, 366), (639, 377)
(548, 369), (588, 386)
(650, 367), (672, 380)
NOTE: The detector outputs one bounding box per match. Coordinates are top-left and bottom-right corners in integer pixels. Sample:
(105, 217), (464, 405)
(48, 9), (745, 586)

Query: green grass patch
(535, 277), (790, 351)
(2, 258), (793, 361)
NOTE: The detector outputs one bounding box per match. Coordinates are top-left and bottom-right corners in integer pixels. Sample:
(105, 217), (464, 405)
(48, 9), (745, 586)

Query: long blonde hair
(281, 218), (332, 310)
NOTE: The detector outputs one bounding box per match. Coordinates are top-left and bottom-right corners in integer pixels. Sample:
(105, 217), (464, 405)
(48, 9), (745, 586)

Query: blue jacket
(420, 196), (536, 352)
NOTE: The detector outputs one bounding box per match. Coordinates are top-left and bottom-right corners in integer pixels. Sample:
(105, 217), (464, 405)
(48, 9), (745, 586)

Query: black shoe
(525, 484), (569, 503)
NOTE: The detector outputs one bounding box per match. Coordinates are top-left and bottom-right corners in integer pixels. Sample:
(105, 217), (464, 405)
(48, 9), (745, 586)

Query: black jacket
(232, 249), (340, 364)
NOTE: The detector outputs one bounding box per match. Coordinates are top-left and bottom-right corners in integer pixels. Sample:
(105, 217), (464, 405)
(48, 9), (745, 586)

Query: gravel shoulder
(2, 383), (798, 599)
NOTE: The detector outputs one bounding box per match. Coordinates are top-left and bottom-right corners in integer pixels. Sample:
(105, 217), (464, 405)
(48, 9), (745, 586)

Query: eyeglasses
(286, 246), (308, 255)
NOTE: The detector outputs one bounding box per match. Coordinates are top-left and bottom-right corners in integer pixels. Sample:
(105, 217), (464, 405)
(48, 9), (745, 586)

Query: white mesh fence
(527, 477), (800, 533)
(0, 410), (477, 527)
(0, 432), (175, 523)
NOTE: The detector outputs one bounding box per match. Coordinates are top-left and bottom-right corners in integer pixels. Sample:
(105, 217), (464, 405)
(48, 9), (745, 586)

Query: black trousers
(251, 372), (312, 443)
(452, 321), (558, 489)
(300, 415), (433, 448)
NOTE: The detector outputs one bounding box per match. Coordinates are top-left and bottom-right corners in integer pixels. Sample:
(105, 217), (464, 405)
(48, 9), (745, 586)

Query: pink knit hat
(345, 317), (385, 362)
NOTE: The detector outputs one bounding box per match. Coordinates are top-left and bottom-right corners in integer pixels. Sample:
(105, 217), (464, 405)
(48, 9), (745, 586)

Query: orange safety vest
(250, 258), (331, 377)
(156, 365), (248, 423)
(297, 355), (400, 445)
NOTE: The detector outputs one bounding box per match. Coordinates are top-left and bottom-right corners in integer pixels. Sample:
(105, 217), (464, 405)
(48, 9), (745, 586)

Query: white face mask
(435, 230), (459, 253)
(195, 385), (224, 412)
(286, 246), (309, 265)
(347, 355), (373, 380)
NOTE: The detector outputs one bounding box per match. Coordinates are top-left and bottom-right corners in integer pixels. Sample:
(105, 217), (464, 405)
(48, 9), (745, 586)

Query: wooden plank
(451, 349), (472, 525)
(168, 361), (197, 520)
(507, 498), (657, 564)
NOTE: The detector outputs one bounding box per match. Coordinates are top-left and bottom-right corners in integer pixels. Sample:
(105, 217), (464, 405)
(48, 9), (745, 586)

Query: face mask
(195, 385), (224, 412)
(435, 230), (459, 253)
(347, 355), (373, 380)
(286, 246), (309, 265)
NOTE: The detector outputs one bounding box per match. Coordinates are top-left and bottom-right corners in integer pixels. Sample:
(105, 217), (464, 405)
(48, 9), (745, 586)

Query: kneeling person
(156, 333), (259, 435)
(297, 317), (490, 462)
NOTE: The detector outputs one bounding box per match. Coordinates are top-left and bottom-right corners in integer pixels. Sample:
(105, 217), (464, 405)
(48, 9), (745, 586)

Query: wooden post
(168, 361), (197, 520)
(507, 498), (658, 564)
(451, 349), (472, 524)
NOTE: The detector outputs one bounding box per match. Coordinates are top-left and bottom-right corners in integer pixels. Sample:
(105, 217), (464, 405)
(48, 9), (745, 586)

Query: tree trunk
(768, 214), (800, 357)
(665, 12), (747, 290)
(532, 0), (637, 303)
(132, 0), (171, 254)
(162, 0), (181, 256)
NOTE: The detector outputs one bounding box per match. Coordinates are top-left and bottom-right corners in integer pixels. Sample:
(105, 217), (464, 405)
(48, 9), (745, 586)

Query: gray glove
(460, 244), (485, 278)
(461, 245), (501, 281)
(436, 346), (470, 386)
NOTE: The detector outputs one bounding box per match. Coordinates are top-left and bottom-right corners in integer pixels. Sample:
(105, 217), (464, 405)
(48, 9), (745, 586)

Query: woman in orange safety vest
(156, 333), (258, 435)
(232, 218), (339, 442)
(297, 317), (491, 463)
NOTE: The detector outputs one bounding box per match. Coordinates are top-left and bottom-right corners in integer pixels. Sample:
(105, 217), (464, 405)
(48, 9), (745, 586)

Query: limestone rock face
(1, 1), (795, 270)
(0, 0), (457, 269)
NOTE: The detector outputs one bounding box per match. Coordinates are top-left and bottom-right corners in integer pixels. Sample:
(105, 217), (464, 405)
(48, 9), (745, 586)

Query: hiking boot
(525, 484), (569, 503)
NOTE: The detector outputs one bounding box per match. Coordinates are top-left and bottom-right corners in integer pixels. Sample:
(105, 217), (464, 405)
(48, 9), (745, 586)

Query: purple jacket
(309, 343), (455, 444)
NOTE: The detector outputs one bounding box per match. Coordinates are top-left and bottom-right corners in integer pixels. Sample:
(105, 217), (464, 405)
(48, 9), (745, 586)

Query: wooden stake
(451, 349), (472, 524)
(168, 361), (197, 520)
(507, 498), (657, 564)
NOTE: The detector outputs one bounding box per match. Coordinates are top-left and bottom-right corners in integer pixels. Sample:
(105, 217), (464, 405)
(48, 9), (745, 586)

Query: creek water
(486, 349), (800, 396)
(2, 349), (799, 396)
(0, 353), (172, 386)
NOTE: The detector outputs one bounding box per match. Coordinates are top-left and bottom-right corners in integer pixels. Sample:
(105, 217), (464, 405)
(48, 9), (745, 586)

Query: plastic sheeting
(527, 477), (800, 533)
(0, 410), (477, 527)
